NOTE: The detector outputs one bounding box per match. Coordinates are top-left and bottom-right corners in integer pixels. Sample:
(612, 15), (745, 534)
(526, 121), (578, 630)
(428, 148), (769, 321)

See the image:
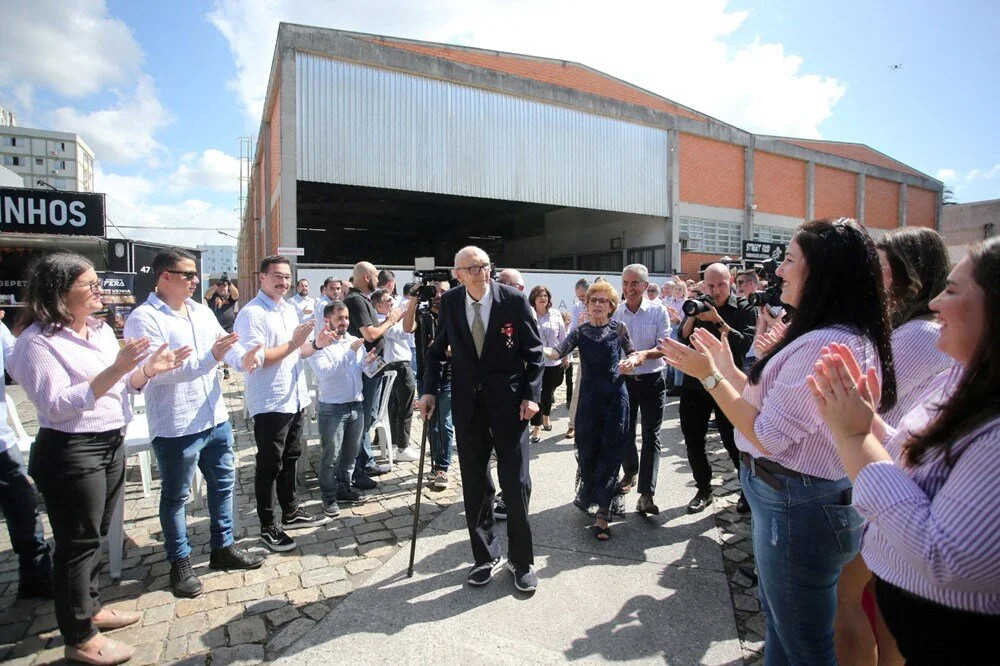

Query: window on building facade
(626, 246), (666, 273)
(752, 225), (795, 244)
(55, 160), (67, 170)
(34, 158), (43, 166)
(3, 156), (23, 167)
(678, 217), (743, 255)
(577, 251), (623, 273)
(2, 136), (16, 147)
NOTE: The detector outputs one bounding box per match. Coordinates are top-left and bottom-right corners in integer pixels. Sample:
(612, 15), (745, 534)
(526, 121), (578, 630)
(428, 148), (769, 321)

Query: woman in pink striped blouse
(9, 252), (189, 666)
(659, 218), (896, 665)
(810, 237), (1000, 663)
(836, 226), (954, 664)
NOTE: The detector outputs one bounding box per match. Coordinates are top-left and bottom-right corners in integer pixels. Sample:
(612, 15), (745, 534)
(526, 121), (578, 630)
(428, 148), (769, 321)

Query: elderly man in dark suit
(418, 246), (544, 593)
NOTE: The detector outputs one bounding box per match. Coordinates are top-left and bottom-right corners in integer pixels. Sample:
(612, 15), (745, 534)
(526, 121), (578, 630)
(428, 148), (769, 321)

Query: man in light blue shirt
(313, 277), (343, 336)
(0, 320), (53, 599)
(289, 278), (315, 323)
(614, 264), (670, 516)
(235, 255), (326, 553)
(123, 248), (265, 599)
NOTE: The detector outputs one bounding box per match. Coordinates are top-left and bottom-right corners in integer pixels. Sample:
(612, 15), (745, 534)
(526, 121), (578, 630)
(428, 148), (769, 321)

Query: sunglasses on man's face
(165, 270), (198, 280)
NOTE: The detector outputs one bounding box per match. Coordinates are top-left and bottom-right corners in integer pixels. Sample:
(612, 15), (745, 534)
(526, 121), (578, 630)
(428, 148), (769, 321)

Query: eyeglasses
(77, 280), (101, 293)
(264, 272), (292, 282)
(589, 297), (611, 305)
(165, 270), (198, 281)
(457, 263), (490, 276)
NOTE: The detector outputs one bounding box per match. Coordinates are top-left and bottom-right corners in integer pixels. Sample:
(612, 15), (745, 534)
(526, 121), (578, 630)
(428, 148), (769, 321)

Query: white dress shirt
(464, 282), (495, 335)
(569, 299), (587, 332)
(123, 293), (248, 439)
(234, 290), (311, 417)
(290, 293), (316, 323)
(613, 298), (669, 375)
(0, 324), (17, 452)
(537, 309), (568, 368)
(376, 313), (412, 364)
(313, 295), (331, 336)
(308, 334), (367, 404)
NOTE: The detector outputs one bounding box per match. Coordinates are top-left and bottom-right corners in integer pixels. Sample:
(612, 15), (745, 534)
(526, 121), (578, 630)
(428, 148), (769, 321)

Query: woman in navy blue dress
(546, 282), (639, 539)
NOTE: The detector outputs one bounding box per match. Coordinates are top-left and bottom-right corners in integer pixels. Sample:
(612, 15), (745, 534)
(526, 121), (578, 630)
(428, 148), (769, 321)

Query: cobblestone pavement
(0, 376), (763, 665)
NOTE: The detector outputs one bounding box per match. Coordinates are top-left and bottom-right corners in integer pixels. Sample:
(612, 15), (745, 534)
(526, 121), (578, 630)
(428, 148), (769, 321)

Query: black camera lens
(682, 296), (714, 316)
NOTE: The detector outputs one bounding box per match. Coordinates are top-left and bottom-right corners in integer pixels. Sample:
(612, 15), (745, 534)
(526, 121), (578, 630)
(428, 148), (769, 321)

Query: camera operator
(205, 274), (239, 332)
(678, 262), (756, 514)
(403, 278), (454, 490)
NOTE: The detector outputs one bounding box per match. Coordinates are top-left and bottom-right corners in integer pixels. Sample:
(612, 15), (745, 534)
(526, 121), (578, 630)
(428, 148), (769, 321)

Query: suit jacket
(423, 280), (544, 435)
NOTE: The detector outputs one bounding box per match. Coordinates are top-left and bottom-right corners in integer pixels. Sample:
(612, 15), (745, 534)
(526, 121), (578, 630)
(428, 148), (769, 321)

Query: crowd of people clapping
(0, 216), (997, 663)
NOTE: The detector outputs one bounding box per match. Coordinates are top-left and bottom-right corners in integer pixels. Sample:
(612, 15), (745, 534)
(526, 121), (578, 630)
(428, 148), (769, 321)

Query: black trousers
(622, 373), (666, 495)
(456, 391), (534, 567)
(0, 445), (51, 577)
(252, 409), (304, 527)
(30, 427), (125, 646)
(565, 361), (574, 406)
(875, 577), (1000, 665)
(679, 387), (740, 491)
(531, 365), (565, 425)
(385, 361), (416, 450)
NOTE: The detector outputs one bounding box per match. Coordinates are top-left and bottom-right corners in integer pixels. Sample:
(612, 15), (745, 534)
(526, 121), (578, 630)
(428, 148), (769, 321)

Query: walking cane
(407, 411), (432, 577)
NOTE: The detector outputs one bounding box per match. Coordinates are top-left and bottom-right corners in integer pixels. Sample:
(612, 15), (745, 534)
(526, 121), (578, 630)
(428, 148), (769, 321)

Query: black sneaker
(170, 556), (203, 598)
(507, 562), (538, 593)
(686, 489), (714, 514)
(281, 508), (330, 530)
(209, 544), (266, 570)
(260, 525), (296, 552)
(337, 487), (366, 504)
(323, 501), (341, 517)
(735, 493), (751, 514)
(353, 474), (377, 490)
(467, 556), (506, 586)
(636, 493), (660, 516)
(365, 462), (392, 476)
(494, 496), (508, 521)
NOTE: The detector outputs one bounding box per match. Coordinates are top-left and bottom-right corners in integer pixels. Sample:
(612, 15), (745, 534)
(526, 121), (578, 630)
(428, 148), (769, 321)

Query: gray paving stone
(227, 615), (267, 645)
(266, 618), (316, 653)
(211, 644), (265, 665)
(300, 566), (346, 587)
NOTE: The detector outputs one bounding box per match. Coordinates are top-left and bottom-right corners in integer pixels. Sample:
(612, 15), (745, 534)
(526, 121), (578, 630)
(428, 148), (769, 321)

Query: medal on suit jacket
(501, 322), (515, 349)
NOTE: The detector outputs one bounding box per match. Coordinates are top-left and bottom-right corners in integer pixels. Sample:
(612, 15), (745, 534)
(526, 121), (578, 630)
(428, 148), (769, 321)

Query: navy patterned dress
(554, 321), (635, 514)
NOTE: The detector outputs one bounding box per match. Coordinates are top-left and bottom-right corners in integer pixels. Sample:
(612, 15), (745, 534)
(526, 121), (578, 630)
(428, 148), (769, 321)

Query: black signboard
(97, 272), (136, 337)
(742, 240), (786, 264)
(0, 187), (106, 237)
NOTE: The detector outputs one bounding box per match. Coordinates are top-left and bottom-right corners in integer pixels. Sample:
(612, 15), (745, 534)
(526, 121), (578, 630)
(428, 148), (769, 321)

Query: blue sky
(0, 0), (996, 248)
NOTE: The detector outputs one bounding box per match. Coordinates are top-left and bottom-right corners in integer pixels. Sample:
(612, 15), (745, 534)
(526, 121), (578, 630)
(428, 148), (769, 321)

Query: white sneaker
(395, 446), (420, 462)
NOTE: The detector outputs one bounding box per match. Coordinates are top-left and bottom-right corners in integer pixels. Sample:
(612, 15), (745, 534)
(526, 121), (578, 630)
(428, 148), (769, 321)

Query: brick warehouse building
(237, 23), (942, 285)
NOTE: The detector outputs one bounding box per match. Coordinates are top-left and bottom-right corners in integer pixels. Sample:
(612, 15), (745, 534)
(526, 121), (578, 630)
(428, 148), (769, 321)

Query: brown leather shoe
(93, 608), (142, 631)
(65, 635), (135, 665)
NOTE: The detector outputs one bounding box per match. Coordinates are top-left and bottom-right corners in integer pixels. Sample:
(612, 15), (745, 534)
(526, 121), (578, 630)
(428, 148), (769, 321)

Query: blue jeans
(317, 401), (363, 503)
(152, 421), (236, 562)
(429, 382), (454, 471)
(670, 324), (684, 386)
(353, 373), (384, 479)
(0, 446), (51, 575)
(740, 462), (864, 665)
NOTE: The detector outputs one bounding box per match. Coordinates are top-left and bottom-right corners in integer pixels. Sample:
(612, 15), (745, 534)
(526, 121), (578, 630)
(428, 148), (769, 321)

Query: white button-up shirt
(464, 282), (495, 334)
(123, 293), (248, 439)
(613, 298), (668, 375)
(234, 290), (311, 417)
(537, 310), (568, 368)
(313, 295), (331, 336)
(376, 313), (412, 364)
(309, 334), (367, 404)
(569, 298), (587, 332)
(290, 293), (316, 323)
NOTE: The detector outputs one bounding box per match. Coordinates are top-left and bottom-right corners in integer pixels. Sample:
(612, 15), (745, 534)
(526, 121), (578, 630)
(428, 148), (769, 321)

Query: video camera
(412, 269), (452, 303)
(746, 258), (783, 307)
(217, 273), (231, 286)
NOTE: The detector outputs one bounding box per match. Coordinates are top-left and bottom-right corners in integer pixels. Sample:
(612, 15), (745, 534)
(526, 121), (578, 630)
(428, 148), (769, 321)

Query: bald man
(419, 246), (543, 593)
(677, 263), (756, 514)
(497, 268), (525, 291)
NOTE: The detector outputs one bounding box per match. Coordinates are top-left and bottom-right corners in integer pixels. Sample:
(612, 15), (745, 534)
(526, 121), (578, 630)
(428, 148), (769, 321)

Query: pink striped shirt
(737, 325), (880, 480)
(883, 318), (954, 428)
(856, 367), (1000, 613)
(9, 318), (137, 433)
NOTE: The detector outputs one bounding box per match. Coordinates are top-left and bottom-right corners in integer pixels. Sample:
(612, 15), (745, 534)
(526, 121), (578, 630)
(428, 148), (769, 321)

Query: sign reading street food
(0, 187), (106, 237)
(742, 240), (786, 264)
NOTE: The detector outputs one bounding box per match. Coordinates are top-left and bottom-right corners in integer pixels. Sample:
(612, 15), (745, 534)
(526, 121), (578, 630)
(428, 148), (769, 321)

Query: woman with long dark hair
(9, 252), (189, 665)
(659, 218), (896, 664)
(810, 237), (1000, 663)
(529, 285), (567, 443)
(836, 226), (954, 664)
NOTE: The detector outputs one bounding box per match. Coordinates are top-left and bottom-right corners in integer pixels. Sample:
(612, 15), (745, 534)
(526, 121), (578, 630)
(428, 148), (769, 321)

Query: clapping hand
(114, 338), (153, 374)
(242, 344), (263, 372)
(364, 349), (380, 365)
(806, 343), (880, 440)
(657, 336), (715, 380)
(691, 328), (738, 380)
(754, 320), (788, 357)
(211, 333), (240, 361)
(143, 343), (193, 377)
(314, 327), (336, 349)
(349, 337), (365, 352)
(291, 321), (313, 347)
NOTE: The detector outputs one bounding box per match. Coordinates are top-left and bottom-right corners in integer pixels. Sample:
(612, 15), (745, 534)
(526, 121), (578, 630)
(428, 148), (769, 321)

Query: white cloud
(47, 75), (173, 165)
(937, 164), (1000, 184)
(936, 168), (959, 184)
(208, 0), (845, 138)
(168, 149), (241, 193)
(0, 0), (143, 102)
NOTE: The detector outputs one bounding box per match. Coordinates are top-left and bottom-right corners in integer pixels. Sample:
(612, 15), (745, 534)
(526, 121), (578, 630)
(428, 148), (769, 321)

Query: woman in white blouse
(528, 285), (567, 443)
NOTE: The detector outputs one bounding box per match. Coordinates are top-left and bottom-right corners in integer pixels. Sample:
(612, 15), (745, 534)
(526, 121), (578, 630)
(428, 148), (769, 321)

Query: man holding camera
(678, 263), (756, 514)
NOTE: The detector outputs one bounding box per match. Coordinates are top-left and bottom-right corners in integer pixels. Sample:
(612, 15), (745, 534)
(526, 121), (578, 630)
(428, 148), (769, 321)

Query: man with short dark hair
(373, 288), (419, 461)
(377, 269), (396, 300)
(124, 248), (265, 598)
(735, 269), (758, 299)
(313, 277), (340, 336)
(235, 255), (327, 553)
(290, 278), (315, 323)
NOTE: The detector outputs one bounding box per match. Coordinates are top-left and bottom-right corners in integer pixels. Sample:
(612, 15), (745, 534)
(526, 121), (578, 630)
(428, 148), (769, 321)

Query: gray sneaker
(323, 501), (341, 518)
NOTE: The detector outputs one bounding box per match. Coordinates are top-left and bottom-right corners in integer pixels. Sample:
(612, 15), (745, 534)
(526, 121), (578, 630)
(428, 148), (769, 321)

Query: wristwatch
(702, 371), (725, 390)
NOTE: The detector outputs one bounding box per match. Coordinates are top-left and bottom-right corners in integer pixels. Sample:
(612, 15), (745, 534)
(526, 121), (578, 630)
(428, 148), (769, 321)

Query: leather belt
(625, 373), (660, 382)
(740, 452), (801, 491)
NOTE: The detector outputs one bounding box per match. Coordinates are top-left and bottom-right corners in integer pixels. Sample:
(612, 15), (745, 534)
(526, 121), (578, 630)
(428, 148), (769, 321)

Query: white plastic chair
(371, 370), (397, 466)
(5, 393), (34, 454)
(108, 412), (154, 579)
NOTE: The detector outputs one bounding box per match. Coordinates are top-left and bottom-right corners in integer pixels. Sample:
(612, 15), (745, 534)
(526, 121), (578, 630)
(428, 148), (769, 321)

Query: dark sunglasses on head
(165, 270), (198, 280)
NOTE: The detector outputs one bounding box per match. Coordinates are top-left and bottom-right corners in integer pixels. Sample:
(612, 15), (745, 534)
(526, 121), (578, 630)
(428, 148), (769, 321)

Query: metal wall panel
(296, 53), (669, 216)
